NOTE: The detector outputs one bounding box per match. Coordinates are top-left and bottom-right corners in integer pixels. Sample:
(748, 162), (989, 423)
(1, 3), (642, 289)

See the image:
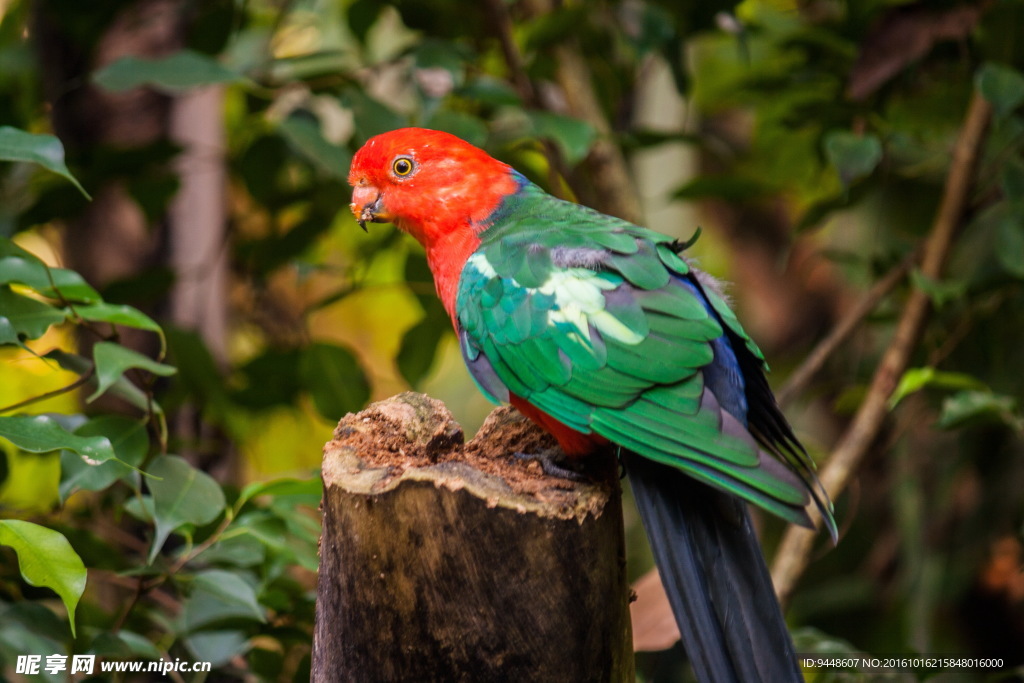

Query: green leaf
(413, 40), (468, 89)
(1001, 158), (1024, 210)
(146, 455), (226, 563)
(0, 414), (116, 463)
(523, 5), (590, 50)
(348, 0), (383, 42)
(43, 349), (159, 415)
(278, 113), (352, 180)
(184, 569), (266, 628)
(0, 603), (69, 677)
(88, 341), (177, 403)
(199, 532), (266, 567)
(397, 300), (450, 387)
(72, 302), (165, 351)
(620, 1), (674, 55)
(0, 127), (89, 198)
(72, 302), (161, 332)
(796, 185), (873, 232)
(458, 77), (521, 107)
(0, 316), (24, 347)
(0, 239), (100, 303)
(93, 50), (246, 93)
(343, 88), (406, 144)
(424, 110), (488, 147)
(249, 647), (285, 680)
(0, 257), (101, 304)
(0, 237), (65, 268)
(526, 111), (596, 165)
(89, 630), (162, 661)
(937, 391), (1019, 429)
(271, 498), (322, 548)
(166, 327), (227, 405)
(791, 627), (861, 657)
(910, 269), (967, 308)
(890, 367), (988, 408)
(977, 62), (1024, 118)
(236, 135), (289, 207)
(236, 477), (322, 510)
(0, 520), (87, 636)
(299, 342), (370, 421)
(59, 416), (149, 502)
(235, 509), (318, 571)
(124, 494), (154, 524)
(0, 286), (67, 340)
(824, 130), (883, 186)
(995, 215), (1024, 279)
(183, 630), (248, 667)
(674, 175), (770, 202)
(230, 348), (303, 410)
(404, 251), (435, 302)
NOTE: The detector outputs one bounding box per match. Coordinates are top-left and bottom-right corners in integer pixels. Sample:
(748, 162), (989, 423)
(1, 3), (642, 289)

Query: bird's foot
(511, 448), (589, 482)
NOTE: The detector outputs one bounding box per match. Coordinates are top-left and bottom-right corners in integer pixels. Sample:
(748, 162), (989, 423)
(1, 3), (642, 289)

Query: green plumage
(456, 178), (835, 534)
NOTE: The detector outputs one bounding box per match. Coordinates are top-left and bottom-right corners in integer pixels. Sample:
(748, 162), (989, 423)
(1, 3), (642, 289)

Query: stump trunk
(313, 392), (633, 682)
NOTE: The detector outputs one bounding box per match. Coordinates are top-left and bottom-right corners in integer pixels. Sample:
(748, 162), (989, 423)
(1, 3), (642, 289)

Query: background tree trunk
(35, 0), (184, 358)
(34, 0), (234, 477)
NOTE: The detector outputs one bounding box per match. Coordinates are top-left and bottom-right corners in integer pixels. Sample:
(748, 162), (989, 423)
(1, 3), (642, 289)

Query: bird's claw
(511, 449), (589, 482)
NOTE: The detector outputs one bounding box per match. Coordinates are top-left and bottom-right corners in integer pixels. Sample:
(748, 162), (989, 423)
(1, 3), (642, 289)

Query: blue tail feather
(626, 452), (803, 683)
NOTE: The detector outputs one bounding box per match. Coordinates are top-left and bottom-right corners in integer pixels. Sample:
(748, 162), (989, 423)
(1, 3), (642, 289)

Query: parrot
(348, 127), (836, 682)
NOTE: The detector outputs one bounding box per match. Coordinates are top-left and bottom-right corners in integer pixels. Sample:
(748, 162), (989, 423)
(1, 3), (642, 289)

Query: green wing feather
(456, 181), (834, 533)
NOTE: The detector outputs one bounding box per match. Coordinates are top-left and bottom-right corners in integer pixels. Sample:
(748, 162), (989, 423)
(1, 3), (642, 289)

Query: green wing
(456, 185), (829, 531)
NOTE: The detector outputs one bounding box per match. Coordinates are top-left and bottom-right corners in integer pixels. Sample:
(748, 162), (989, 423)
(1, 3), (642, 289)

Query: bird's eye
(392, 156), (415, 177)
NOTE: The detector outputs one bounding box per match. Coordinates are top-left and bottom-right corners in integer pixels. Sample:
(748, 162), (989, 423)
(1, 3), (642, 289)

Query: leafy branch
(771, 90), (994, 605)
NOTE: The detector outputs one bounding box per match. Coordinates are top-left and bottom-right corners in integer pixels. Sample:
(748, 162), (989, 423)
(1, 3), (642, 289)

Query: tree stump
(313, 392), (633, 682)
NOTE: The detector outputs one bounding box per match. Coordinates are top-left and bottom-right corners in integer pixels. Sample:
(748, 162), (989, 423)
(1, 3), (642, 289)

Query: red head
(348, 128), (517, 248)
(348, 127), (518, 316)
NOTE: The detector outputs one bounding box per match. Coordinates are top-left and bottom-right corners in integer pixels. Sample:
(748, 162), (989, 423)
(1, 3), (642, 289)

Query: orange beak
(350, 185), (390, 231)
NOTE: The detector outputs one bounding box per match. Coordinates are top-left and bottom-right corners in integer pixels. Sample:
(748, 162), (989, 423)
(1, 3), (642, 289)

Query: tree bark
(167, 85), (234, 479)
(314, 393), (634, 682)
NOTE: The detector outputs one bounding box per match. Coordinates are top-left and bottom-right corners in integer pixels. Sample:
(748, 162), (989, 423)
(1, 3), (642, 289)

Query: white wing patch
(467, 252), (643, 347)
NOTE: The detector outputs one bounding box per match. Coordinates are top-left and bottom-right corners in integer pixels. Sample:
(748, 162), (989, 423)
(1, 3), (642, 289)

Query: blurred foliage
(0, 0), (1022, 680)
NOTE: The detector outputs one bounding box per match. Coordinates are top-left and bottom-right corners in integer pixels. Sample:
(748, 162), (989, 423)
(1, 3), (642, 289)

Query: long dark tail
(625, 452), (803, 683)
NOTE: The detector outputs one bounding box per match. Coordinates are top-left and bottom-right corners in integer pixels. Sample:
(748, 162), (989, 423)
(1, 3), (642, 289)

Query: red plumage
(349, 128), (517, 317)
(509, 394), (608, 458)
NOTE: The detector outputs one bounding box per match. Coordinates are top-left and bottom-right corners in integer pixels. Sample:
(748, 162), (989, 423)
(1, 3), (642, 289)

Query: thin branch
(103, 571), (180, 632)
(481, 0), (538, 107)
(93, 517), (150, 555)
(160, 658), (187, 683)
(103, 574), (186, 683)
(0, 368), (94, 414)
(110, 575), (148, 634)
(927, 289), (1009, 367)
(776, 251), (916, 408)
(771, 91), (993, 606)
(169, 512), (234, 574)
